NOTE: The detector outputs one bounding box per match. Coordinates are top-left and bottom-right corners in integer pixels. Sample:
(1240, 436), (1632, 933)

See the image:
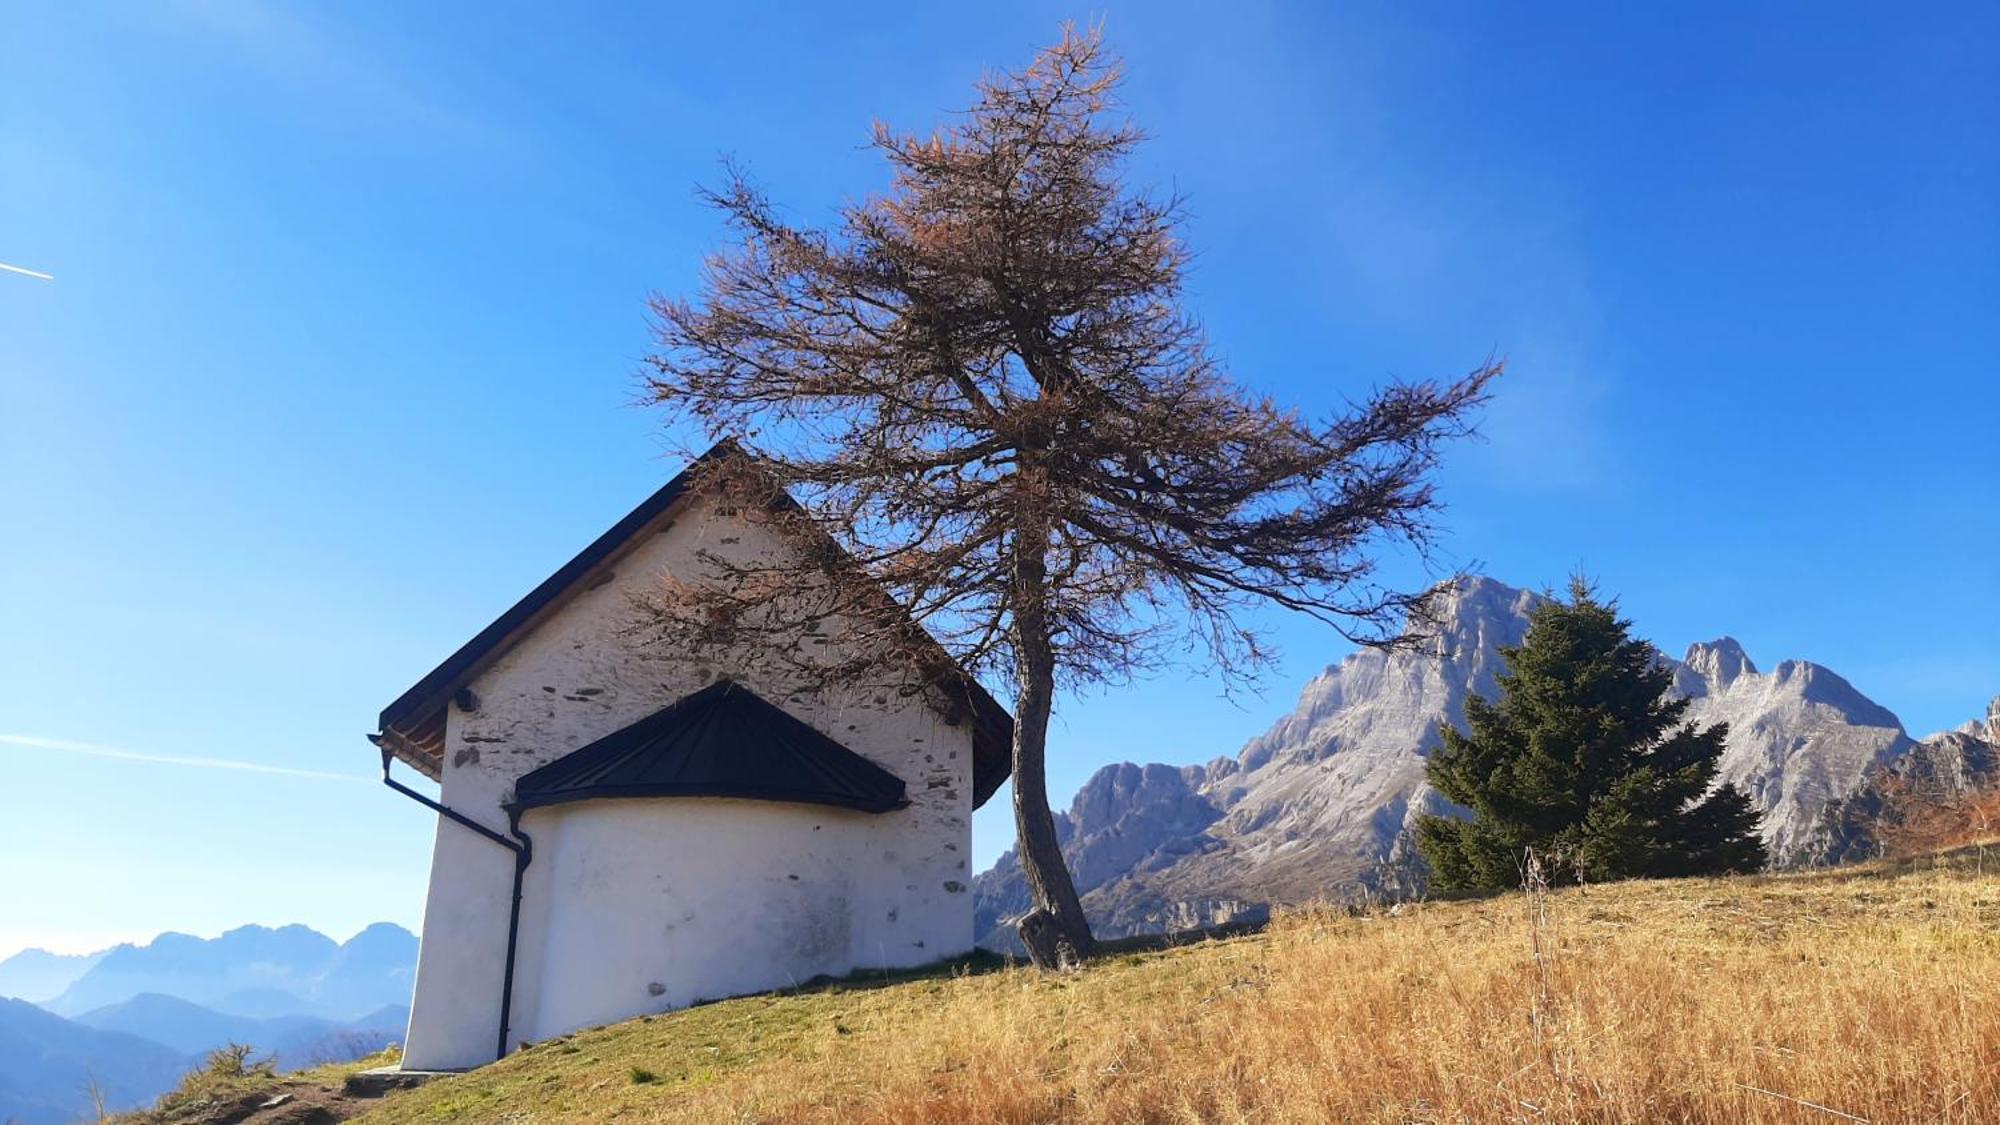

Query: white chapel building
(370, 442), (1011, 1070)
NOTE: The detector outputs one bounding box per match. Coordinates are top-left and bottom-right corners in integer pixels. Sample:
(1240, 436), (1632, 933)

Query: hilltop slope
(353, 851), (2000, 1124)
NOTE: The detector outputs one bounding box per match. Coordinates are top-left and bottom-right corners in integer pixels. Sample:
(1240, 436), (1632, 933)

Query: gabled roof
(510, 679), (907, 814)
(373, 440), (1012, 808)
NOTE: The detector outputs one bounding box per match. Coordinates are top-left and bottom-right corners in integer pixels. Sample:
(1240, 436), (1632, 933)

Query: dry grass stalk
(360, 849), (2000, 1124)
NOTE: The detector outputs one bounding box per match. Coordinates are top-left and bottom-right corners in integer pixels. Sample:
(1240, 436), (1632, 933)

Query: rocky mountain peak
(1801, 694), (2000, 865)
(971, 761), (1225, 947)
(1421, 575), (1544, 656)
(974, 575), (1959, 951)
(1773, 660), (1904, 727)
(1961, 696), (2000, 743)
(1229, 577), (1541, 778)
(1683, 637), (1756, 690)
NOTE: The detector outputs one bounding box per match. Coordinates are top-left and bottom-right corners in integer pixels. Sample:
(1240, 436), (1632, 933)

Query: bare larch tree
(643, 26), (1500, 968)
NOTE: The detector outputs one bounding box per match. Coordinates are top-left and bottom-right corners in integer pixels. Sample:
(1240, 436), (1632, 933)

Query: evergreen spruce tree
(1416, 579), (1766, 892)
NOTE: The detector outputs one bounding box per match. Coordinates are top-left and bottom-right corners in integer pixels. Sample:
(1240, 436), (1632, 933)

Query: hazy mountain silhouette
(75, 992), (408, 1069)
(41, 922), (415, 1020)
(0, 922), (415, 1124)
(0, 997), (190, 1124)
(0, 946), (107, 1003)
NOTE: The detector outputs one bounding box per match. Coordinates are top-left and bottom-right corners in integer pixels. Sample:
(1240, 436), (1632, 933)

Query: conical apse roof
(510, 679), (908, 814)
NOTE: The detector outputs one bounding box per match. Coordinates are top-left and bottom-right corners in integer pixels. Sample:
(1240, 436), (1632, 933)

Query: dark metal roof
(373, 440), (1013, 807)
(510, 679), (907, 814)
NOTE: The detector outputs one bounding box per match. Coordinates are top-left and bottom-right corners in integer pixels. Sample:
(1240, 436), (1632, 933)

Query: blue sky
(2, 2), (1994, 959)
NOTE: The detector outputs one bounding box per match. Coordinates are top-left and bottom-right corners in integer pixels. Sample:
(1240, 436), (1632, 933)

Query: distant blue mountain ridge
(8, 921), (417, 1021)
(0, 922), (416, 1123)
(76, 992), (409, 1069)
(0, 946), (106, 1005)
(0, 997), (190, 1125)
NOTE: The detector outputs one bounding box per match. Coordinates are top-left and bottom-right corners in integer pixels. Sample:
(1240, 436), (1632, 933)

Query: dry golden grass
(362, 849), (2000, 1124)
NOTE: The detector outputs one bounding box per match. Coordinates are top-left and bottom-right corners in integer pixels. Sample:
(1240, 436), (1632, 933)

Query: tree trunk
(1009, 466), (1095, 970)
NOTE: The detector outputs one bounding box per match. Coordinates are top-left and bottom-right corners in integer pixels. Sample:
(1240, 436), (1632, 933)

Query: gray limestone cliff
(975, 577), (1962, 950)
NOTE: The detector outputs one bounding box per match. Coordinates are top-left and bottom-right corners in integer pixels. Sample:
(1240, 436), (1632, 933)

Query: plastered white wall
(399, 488), (975, 1070)
(515, 796), (968, 1043)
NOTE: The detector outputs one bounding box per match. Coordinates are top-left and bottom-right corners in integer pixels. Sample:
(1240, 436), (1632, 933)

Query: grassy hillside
(359, 849), (2000, 1123)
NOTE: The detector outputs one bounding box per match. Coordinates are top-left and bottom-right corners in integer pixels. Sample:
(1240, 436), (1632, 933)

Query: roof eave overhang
(369, 728), (442, 783)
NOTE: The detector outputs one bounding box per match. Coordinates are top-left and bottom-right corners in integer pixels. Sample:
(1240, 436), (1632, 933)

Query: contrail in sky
(0, 261), (54, 280)
(0, 733), (369, 782)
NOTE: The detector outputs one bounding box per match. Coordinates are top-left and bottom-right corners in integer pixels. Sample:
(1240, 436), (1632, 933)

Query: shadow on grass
(755, 948), (1013, 1000)
(764, 917), (1276, 1001)
(1819, 840), (1999, 881)
(1091, 918), (1270, 956)
(1398, 840), (2000, 908)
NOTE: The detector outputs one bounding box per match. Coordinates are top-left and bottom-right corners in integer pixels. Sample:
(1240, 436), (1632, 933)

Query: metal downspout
(498, 803), (532, 1059)
(376, 743), (534, 1062)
